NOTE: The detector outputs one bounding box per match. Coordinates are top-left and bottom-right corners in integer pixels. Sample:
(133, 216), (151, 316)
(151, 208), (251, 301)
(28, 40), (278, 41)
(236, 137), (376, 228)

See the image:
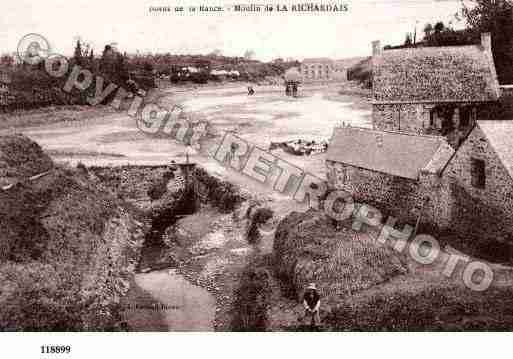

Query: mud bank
(89, 164), (245, 331)
(124, 270), (216, 331)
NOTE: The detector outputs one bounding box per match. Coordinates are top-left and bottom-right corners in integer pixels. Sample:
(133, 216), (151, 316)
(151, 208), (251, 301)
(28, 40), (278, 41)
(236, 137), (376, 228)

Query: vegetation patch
(231, 256), (273, 331)
(246, 207), (273, 244)
(273, 210), (408, 300)
(0, 135), (144, 330)
(326, 284), (513, 331)
(194, 167), (244, 212)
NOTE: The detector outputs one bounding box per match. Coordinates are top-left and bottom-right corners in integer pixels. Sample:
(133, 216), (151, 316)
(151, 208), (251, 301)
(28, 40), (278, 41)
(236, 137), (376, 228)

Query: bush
(326, 285), (513, 331)
(246, 207), (273, 243)
(193, 167), (243, 212)
(190, 72), (209, 84)
(0, 262), (84, 331)
(0, 137), (143, 330)
(347, 57), (372, 88)
(273, 210), (407, 300)
(231, 257), (272, 331)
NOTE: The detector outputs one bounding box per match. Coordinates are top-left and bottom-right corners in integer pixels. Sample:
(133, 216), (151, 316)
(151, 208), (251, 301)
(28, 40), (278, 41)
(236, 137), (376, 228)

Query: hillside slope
(0, 135), (144, 330)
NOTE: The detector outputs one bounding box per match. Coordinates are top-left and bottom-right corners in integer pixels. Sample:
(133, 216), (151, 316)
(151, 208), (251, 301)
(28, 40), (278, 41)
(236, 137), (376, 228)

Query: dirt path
(123, 270), (216, 331)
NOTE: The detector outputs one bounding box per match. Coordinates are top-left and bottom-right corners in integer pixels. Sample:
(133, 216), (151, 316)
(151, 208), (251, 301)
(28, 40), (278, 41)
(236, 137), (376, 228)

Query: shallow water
(12, 87), (371, 169)
(125, 270), (216, 331)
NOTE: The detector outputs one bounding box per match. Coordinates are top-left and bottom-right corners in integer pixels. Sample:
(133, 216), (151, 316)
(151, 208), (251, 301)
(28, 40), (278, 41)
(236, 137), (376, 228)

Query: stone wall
(372, 103), (429, 133)
(326, 124), (513, 262)
(372, 103), (495, 147)
(442, 126), (513, 259)
(325, 160), (445, 230)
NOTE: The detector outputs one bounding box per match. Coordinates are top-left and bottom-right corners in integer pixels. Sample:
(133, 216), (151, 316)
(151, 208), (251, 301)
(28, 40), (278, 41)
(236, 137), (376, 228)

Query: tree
(0, 54), (14, 68)
(143, 62), (154, 73)
(73, 40), (83, 66)
(424, 23), (434, 38)
(244, 50), (255, 60)
(116, 53), (129, 83)
(434, 21), (445, 33)
(404, 33), (414, 47)
(100, 44), (116, 74)
(462, 0), (513, 84)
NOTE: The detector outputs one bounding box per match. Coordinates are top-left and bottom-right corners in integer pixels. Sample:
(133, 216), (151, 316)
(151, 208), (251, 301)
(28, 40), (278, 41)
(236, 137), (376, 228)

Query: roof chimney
(481, 32), (492, 52)
(372, 40), (382, 56)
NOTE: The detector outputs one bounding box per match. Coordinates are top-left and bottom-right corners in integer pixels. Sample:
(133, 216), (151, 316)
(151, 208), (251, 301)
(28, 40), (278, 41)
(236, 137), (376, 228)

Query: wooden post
(178, 151), (198, 213)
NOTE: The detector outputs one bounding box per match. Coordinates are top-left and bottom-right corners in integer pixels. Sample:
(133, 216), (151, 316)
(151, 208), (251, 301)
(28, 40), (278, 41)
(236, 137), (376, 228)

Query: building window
(471, 158), (486, 188)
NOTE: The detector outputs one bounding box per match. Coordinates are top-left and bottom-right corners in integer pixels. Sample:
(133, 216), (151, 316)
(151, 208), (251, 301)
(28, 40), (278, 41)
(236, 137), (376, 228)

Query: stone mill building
(326, 33), (513, 261)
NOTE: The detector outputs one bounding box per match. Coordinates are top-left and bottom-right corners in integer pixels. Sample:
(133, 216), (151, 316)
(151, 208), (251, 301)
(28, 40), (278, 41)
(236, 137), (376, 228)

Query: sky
(1, 0), (468, 61)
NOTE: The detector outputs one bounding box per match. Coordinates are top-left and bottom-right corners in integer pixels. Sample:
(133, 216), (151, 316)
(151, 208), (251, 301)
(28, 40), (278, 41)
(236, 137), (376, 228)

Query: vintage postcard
(1, 0), (513, 349)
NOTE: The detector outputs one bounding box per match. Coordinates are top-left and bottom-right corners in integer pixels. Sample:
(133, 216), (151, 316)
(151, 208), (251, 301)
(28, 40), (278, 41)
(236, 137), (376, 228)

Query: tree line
(393, 0), (513, 84)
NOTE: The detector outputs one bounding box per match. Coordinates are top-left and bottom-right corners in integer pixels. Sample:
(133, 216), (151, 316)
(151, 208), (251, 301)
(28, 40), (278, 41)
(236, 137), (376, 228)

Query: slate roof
(373, 45), (501, 103)
(301, 58), (333, 64)
(326, 127), (454, 180)
(477, 120), (513, 179)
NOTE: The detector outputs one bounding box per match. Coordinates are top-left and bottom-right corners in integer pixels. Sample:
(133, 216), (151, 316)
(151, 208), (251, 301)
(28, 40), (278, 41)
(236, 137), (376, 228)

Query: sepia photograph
(1, 0), (513, 354)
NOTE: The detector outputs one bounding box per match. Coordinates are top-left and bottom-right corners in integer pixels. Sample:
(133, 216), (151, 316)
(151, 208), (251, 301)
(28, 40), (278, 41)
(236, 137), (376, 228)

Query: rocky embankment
(0, 134), (144, 330)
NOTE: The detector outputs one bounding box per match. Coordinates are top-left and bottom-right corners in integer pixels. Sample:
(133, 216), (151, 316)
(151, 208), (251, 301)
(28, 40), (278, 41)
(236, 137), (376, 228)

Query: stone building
(326, 122), (513, 260)
(326, 126), (455, 229)
(325, 34), (513, 261)
(300, 58), (346, 82)
(372, 33), (501, 147)
(442, 120), (513, 253)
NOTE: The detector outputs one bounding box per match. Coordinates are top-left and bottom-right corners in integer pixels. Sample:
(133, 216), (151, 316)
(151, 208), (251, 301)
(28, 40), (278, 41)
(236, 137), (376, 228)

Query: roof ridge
(328, 127), (448, 180)
(373, 42), (499, 102)
(383, 44), (480, 53)
(335, 126), (446, 140)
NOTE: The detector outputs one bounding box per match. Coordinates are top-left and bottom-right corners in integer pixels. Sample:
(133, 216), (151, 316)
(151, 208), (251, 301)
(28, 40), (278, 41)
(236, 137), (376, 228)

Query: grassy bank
(0, 135), (144, 331)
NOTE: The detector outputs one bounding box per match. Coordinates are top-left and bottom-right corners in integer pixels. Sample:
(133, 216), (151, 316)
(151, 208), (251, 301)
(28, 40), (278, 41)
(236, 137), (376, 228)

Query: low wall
(326, 160), (443, 230)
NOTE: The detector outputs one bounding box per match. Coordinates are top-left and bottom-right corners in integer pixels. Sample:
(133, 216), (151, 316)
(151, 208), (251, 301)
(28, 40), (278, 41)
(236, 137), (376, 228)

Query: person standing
(303, 283), (321, 327)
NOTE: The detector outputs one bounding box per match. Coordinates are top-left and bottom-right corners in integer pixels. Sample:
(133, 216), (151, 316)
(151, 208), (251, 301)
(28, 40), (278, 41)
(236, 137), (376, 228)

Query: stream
(124, 269), (216, 331)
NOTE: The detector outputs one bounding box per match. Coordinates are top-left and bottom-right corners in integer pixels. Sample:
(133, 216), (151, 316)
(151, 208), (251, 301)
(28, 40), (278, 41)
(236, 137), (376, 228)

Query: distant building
(0, 72), (11, 105)
(300, 58), (346, 82)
